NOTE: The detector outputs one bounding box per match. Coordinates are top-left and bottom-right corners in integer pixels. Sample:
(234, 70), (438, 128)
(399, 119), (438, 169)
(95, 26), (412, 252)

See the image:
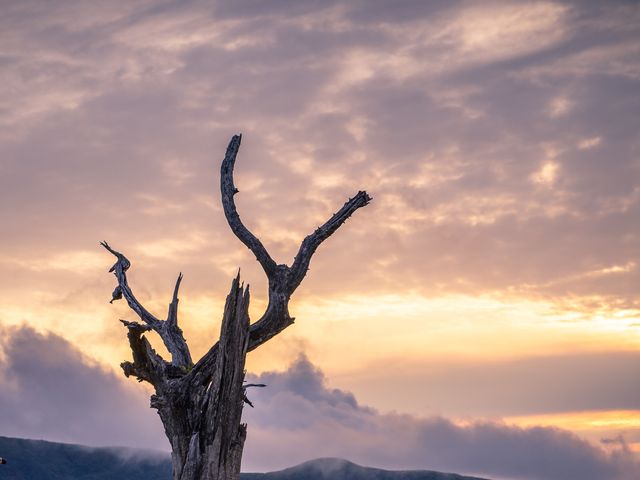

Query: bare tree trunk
(102, 135), (370, 480)
(160, 275), (249, 480)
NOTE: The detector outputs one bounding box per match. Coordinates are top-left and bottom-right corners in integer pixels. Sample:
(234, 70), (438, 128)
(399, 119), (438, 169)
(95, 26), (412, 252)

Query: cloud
(0, 325), (167, 450)
(341, 352), (640, 417)
(0, 1), (637, 466)
(242, 355), (638, 480)
(0, 327), (636, 479)
(0, 0), (637, 309)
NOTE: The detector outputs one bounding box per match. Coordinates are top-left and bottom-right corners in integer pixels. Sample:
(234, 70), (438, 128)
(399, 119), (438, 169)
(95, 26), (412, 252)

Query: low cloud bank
(243, 355), (637, 480)
(0, 326), (636, 479)
(0, 325), (166, 450)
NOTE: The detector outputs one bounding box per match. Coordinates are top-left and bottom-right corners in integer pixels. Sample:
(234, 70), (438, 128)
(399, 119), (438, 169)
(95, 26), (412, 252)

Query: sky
(0, 1), (638, 479)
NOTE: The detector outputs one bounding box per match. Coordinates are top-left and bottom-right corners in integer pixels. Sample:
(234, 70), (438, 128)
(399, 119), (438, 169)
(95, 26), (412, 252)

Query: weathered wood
(103, 134), (370, 480)
(101, 241), (192, 369)
(221, 135), (276, 278)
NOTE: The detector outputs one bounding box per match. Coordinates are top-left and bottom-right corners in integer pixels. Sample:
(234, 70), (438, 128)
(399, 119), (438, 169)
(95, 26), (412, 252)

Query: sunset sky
(0, 1), (638, 479)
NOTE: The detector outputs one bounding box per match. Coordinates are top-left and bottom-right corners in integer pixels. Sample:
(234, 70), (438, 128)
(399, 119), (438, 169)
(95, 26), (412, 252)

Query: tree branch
(102, 242), (192, 368)
(288, 190), (371, 292)
(119, 320), (165, 386)
(220, 135), (277, 277)
(218, 135), (371, 357)
(110, 134), (371, 390)
(167, 272), (183, 328)
(99, 134), (372, 480)
(186, 274), (249, 388)
(101, 241), (161, 329)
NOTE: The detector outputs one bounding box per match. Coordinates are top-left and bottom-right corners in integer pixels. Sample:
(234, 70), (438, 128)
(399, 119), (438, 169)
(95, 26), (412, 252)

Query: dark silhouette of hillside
(0, 436), (489, 480)
(243, 458), (489, 480)
(0, 436), (170, 480)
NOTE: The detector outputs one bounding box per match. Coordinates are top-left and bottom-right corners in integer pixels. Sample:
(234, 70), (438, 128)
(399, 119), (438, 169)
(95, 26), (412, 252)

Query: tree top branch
(288, 190), (371, 292)
(220, 135), (277, 277)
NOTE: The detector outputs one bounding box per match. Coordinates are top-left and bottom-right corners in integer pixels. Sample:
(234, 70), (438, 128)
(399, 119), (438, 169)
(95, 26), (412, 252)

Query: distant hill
(244, 458), (489, 480)
(0, 436), (171, 480)
(0, 436), (489, 480)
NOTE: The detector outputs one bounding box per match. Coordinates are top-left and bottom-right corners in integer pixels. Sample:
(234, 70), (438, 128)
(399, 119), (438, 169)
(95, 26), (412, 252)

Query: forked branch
(220, 135), (371, 300)
(106, 134), (370, 388)
(101, 241), (192, 368)
(205, 135), (371, 363)
(103, 134), (370, 480)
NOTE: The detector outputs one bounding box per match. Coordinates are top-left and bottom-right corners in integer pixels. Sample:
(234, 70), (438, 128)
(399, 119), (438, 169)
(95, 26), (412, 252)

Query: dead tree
(102, 134), (370, 480)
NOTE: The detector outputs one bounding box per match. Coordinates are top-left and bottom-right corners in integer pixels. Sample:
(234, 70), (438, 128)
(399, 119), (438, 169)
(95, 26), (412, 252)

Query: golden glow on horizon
(247, 292), (640, 375)
(506, 410), (640, 453)
(507, 410), (640, 431)
(0, 1), (637, 471)
(1, 285), (638, 377)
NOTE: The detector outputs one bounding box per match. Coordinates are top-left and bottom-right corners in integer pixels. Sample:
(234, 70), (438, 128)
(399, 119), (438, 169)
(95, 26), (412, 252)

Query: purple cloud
(0, 0), (637, 310)
(0, 325), (167, 450)
(242, 355), (638, 480)
(0, 327), (636, 479)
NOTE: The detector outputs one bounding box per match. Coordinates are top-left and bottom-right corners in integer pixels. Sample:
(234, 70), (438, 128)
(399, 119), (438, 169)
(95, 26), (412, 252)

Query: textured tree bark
(102, 134), (370, 480)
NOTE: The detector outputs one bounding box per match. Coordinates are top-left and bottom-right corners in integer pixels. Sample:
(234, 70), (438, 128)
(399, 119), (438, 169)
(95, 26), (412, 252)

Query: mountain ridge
(243, 457), (490, 480)
(0, 436), (490, 480)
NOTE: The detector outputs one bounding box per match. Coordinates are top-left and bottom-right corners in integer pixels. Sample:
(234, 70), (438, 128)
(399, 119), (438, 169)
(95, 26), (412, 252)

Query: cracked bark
(102, 134), (370, 480)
